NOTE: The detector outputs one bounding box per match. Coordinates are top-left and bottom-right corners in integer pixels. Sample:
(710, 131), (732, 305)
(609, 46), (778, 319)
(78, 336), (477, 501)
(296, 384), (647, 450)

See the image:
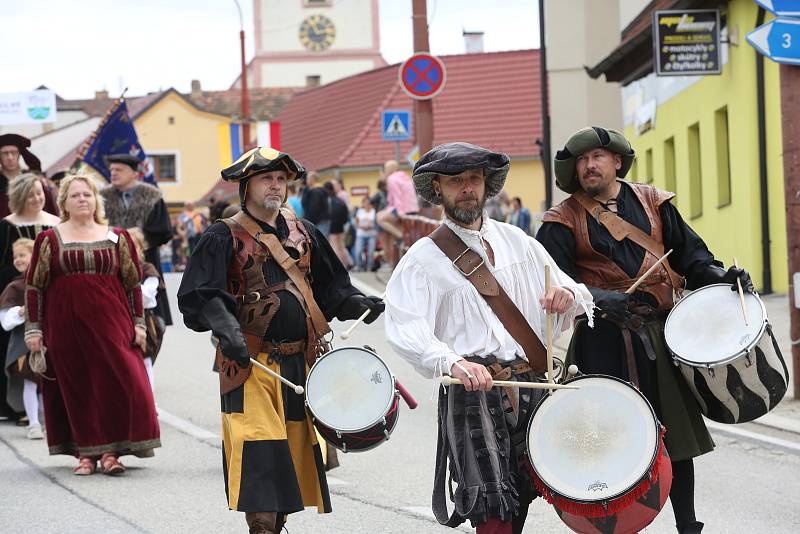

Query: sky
(1, 0), (540, 99)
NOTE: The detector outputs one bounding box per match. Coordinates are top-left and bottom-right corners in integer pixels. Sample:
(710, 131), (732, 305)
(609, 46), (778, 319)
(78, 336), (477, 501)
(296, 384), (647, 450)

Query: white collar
(442, 213), (493, 265)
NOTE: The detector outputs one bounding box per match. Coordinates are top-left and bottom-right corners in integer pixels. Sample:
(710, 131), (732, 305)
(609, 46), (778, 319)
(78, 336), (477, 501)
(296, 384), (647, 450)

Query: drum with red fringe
(305, 346), (400, 453)
(525, 375), (672, 534)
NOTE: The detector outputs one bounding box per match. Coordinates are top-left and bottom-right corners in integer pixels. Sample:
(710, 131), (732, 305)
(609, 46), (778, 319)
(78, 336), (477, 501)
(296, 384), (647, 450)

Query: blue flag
(75, 99), (156, 184)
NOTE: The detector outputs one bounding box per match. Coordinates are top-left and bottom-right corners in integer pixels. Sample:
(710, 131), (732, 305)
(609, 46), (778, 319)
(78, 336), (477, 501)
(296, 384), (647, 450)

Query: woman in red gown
(25, 175), (160, 476)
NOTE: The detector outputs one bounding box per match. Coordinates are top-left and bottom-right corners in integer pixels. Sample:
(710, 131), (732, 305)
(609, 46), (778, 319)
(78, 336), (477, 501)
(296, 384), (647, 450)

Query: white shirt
(142, 276), (160, 310)
(0, 307), (24, 331)
(385, 216), (594, 378)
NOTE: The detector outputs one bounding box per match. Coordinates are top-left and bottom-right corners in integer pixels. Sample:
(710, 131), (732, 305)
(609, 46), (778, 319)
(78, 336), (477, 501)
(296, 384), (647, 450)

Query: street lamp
(233, 0), (251, 150)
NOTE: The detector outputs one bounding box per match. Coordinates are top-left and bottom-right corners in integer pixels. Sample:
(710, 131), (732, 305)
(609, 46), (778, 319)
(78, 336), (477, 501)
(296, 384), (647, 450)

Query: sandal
(73, 457), (96, 476)
(100, 453), (126, 475)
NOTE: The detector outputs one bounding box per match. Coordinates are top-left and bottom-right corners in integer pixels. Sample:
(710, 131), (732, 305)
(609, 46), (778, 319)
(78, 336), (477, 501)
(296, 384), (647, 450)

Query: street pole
(234, 0), (251, 150)
(395, 140), (401, 164)
(779, 63), (800, 398)
(411, 0), (433, 155)
(538, 0), (552, 210)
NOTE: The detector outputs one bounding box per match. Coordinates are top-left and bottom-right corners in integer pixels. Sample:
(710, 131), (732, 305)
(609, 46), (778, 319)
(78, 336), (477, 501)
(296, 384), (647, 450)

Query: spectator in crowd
(179, 201), (207, 253)
(302, 172), (330, 236)
(286, 181), (304, 218)
(508, 196), (532, 234)
(370, 178), (388, 212)
(159, 243), (173, 273)
(333, 178), (349, 205)
(0, 134), (58, 218)
(353, 195), (378, 272)
(485, 190), (510, 222)
(208, 196), (230, 223)
(324, 181), (353, 268)
(376, 160), (418, 265)
(25, 174), (159, 475)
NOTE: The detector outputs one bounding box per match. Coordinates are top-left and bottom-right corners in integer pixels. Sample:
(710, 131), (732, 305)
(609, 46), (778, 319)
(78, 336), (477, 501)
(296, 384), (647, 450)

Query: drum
(664, 284), (789, 423)
(305, 346), (399, 453)
(527, 375), (671, 534)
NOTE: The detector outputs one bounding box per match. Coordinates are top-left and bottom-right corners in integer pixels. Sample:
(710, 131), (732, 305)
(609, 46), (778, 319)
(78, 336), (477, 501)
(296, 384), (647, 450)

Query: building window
(306, 75), (321, 88)
(303, 0), (331, 6)
(645, 148), (654, 184)
(715, 106), (732, 208)
(664, 137), (676, 194)
(688, 123), (702, 219)
(151, 154), (177, 183)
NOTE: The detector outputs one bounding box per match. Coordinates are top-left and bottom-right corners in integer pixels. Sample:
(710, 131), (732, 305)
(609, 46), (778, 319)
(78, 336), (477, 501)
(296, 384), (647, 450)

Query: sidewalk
(353, 271), (799, 437)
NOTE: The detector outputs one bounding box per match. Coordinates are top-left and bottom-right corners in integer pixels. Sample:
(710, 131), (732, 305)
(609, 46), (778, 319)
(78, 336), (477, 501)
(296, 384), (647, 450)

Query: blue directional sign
(381, 109), (412, 141)
(747, 16), (800, 65)
(754, 0), (800, 17)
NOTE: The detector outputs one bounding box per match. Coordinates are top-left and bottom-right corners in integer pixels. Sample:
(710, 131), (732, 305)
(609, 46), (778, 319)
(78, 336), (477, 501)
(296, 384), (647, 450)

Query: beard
(580, 171), (609, 197)
(263, 198), (282, 212)
(441, 193), (485, 225)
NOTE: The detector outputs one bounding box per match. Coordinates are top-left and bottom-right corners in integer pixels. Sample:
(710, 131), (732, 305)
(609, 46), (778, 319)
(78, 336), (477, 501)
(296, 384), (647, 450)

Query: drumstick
(340, 291), (386, 340)
(440, 376), (579, 391)
(250, 357), (304, 395)
(544, 265), (555, 394)
(395, 380), (418, 409)
(733, 257), (749, 326)
(625, 249), (673, 294)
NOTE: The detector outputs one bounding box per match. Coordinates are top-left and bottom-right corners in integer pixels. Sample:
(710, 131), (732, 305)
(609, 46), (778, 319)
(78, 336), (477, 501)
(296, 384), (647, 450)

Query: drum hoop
(305, 346), (397, 433)
(525, 374), (662, 504)
(666, 284), (768, 368)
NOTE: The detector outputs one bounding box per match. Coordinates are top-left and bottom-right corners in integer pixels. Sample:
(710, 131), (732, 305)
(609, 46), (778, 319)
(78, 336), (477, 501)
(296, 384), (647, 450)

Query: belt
(262, 339), (306, 356)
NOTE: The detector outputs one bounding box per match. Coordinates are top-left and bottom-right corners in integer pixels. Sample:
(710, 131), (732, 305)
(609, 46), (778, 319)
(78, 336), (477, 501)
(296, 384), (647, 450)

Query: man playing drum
(384, 142), (594, 534)
(177, 147), (384, 534)
(536, 126), (754, 534)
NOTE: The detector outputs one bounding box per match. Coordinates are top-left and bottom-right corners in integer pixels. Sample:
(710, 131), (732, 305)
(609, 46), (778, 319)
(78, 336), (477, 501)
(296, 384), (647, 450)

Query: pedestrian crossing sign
(381, 110), (412, 141)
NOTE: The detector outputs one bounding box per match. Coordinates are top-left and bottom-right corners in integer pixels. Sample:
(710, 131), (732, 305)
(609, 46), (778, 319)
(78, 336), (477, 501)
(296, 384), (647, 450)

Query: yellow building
(588, 0), (786, 292)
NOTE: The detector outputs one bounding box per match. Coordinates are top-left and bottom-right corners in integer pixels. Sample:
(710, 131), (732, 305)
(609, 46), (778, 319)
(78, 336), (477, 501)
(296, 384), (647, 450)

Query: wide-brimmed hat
(221, 146), (305, 183)
(104, 153), (142, 171)
(0, 133), (41, 172)
(553, 126), (635, 193)
(411, 142), (510, 205)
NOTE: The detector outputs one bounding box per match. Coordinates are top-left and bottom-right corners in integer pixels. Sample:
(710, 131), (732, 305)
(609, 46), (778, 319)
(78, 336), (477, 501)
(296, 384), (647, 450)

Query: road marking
(157, 408), (219, 442)
(707, 420), (800, 454)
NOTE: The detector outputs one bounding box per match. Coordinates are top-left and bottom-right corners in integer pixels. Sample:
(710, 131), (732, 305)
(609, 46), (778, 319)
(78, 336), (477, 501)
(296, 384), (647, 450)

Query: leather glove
(722, 266), (755, 293)
(200, 297), (250, 368)
(588, 287), (632, 322)
(338, 294), (385, 324)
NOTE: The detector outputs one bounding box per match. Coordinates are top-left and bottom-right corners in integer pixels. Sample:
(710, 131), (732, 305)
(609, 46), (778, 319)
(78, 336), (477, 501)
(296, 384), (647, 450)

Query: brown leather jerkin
(428, 224), (548, 373)
(215, 210), (332, 394)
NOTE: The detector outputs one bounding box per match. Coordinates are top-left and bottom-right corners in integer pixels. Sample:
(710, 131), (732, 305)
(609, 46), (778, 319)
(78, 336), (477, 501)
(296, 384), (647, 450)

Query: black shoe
(678, 521), (704, 534)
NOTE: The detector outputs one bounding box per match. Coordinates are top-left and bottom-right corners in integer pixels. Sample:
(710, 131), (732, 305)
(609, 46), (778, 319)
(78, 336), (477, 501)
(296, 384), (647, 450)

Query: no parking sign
(399, 53), (447, 100)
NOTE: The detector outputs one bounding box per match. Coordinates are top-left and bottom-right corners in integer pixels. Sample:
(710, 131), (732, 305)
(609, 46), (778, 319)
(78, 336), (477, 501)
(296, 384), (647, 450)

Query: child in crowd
(127, 228), (165, 394)
(353, 195), (378, 272)
(0, 238), (42, 439)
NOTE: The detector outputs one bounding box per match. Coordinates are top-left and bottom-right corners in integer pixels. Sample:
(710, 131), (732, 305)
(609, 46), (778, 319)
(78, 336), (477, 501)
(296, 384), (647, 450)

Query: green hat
(553, 126), (635, 193)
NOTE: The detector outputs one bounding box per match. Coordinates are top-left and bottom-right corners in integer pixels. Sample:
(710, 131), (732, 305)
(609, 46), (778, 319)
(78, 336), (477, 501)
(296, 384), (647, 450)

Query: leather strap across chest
(231, 211), (331, 339)
(428, 225), (547, 373)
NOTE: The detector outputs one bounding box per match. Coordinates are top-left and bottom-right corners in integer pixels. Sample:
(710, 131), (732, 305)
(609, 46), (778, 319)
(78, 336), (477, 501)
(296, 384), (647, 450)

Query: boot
(678, 521), (704, 534)
(246, 512), (277, 534)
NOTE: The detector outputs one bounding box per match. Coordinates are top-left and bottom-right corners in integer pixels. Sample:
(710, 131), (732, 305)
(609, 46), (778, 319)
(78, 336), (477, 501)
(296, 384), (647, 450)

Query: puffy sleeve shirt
(385, 217), (594, 378)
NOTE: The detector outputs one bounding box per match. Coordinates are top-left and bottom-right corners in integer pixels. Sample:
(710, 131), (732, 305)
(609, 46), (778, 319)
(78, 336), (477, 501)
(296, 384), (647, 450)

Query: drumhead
(665, 284), (766, 366)
(305, 347), (395, 432)
(527, 375), (659, 502)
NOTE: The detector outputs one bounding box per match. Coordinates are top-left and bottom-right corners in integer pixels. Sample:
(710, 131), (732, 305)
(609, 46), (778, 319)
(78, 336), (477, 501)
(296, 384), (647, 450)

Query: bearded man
(384, 142), (593, 534)
(178, 147), (383, 534)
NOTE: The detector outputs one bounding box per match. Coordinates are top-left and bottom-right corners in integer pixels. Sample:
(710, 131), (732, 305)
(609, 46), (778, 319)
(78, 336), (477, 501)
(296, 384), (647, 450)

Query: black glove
(338, 294), (385, 324)
(201, 297), (250, 368)
(722, 266), (755, 293)
(588, 287), (632, 322)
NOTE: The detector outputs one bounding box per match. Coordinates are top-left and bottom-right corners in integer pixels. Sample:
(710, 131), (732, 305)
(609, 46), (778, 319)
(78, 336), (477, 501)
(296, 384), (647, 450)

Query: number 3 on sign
(783, 33), (792, 49)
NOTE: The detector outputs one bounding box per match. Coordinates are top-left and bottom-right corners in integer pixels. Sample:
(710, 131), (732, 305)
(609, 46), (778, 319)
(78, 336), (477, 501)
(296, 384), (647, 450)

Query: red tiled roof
(188, 87), (299, 121)
(275, 49), (542, 171)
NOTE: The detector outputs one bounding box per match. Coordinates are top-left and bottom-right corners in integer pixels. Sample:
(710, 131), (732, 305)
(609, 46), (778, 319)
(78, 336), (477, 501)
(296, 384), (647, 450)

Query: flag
(72, 98), (155, 184)
(256, 121), (281, 150)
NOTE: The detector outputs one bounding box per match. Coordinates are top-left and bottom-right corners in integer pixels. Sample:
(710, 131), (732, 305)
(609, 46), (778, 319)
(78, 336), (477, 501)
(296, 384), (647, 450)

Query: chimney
(306, 75), (321, 88)
(191, 79), (202, 99)
(95, 89), (109, 100)
(463, 30), (484, 54)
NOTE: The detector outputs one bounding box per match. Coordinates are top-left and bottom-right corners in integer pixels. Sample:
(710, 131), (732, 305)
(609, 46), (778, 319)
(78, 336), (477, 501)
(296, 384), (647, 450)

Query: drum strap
(429, 225), (547, 373)
(621, 328), (641, 388)
(573, 190), (663, 255)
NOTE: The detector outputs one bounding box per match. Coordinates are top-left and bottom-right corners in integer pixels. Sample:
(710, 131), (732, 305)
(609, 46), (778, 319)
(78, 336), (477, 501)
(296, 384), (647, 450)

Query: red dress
(25, 227), (160, 458)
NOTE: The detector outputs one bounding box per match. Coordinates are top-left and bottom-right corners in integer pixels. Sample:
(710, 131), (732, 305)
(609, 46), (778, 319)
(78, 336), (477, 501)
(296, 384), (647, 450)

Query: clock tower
(248, 0), (385, 88)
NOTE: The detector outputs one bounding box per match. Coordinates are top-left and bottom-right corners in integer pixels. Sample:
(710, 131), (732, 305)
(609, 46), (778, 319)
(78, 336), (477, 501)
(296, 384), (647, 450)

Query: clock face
(299, 14), (336, 52)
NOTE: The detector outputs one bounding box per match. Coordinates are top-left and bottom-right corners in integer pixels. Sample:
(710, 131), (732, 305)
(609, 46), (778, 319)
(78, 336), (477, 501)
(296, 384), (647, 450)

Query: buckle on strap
(452, 247), (484, 277)
(236, 291), (262, 305)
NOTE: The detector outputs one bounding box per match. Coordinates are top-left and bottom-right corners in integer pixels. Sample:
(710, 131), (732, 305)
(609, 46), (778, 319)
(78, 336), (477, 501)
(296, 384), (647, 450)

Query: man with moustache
(536, 126), (754, 534)
(384, 142), (593, 534)
(178, 147), (383, 534)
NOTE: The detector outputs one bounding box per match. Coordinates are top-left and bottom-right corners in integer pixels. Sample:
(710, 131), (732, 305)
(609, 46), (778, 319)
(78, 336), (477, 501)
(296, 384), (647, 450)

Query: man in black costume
(100, 153), (173, 324)
(536, 126), (754, 534)
(177, 146), (383, 534)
